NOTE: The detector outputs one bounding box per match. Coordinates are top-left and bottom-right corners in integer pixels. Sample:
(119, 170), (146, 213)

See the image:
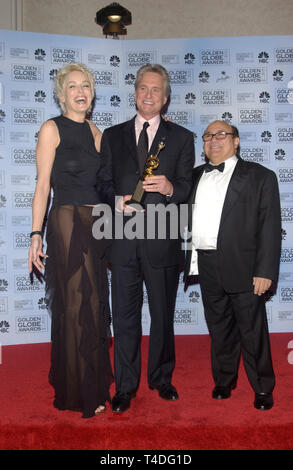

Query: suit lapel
(188, 166), (205, 231)
(189, 166), (205, 203)
(219, 158), (249, 226)
(123, 117), (137, 163)
(148, 118), (169, 157)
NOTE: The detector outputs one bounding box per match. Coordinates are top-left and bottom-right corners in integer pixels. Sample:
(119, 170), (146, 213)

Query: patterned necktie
(137, 121), (149, 174)
(205, 162), (225, 173)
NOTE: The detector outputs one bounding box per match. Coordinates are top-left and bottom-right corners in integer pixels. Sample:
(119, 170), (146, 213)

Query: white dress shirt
(189, 155), (238, 275)
(135, 113), (161, 150)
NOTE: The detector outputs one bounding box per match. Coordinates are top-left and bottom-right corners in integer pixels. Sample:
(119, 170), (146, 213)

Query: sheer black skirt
(45, 205), (113, 418)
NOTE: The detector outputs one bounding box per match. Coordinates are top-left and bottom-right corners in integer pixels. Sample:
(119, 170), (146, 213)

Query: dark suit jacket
(98, 116), (195, 267)
(184, 158), (282, 292)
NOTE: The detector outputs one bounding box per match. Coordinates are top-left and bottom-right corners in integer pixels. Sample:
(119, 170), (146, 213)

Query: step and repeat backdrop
(0, 30), (292, 345)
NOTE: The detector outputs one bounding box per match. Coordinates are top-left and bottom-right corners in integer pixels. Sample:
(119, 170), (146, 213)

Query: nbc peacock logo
(185, 93), (196, 105)
(184, 53), (195, 65)
(34, 90), (46, 103)
(275, 149), (286, 161)
(124, 73), (135, 85)
(110, 55), (120, 67)
(258, 51), (269, 63)
(110, 95), (121, 107)
(259, 91), (270, 103)
(222, 112), (233, 124)
(261, 130), (272, 143)
(198, 71), (209, 83)
(0, 320), (9, 333)
(38, 297), (48, 310)
(0, 279), (8, 292)
(273, 69), (284, 81)
(34, 48), (46, 61)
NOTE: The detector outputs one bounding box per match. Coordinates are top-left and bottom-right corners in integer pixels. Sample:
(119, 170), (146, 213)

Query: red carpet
(0, 334), (293, 450)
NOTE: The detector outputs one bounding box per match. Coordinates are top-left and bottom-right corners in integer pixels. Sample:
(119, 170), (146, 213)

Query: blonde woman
(28, 63), (113, 418)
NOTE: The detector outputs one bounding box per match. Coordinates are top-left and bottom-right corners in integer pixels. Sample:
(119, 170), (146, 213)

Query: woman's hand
(28, 235), (48, 273)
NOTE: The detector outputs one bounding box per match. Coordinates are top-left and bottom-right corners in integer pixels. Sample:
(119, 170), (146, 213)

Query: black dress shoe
(112, 391), (136, 413)
(150, 383), (179, 401)
(212, 383), (236, 399)
(254, 392), (274, 410)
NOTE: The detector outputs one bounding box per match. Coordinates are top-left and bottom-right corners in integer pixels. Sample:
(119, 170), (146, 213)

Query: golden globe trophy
(125, 140), (165, 208)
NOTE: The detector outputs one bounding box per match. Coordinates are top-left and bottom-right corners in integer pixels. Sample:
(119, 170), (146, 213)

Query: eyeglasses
(202, 131), (234, 142)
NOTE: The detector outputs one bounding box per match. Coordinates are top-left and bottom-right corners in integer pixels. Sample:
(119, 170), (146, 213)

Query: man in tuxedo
(184, 120), (281, 410)
(100, 64), (195, 413)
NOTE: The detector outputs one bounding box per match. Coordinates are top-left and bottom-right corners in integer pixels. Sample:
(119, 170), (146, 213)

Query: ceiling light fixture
(95, 2), (132, 38)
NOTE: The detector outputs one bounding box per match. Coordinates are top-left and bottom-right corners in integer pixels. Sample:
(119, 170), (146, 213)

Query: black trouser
(197, 249), (275, 394)
(111, 239), (179, 394)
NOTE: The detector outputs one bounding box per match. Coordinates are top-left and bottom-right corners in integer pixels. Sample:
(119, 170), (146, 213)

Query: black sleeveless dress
(45, 115), (113, 418)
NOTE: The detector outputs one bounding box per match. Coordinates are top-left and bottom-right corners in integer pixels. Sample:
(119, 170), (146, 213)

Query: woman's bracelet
(30, 231), (43, 238)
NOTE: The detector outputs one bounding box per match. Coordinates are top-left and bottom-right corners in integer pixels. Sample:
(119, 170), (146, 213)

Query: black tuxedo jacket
(98, 116), (195, 267)
(184, 158), (282, 292)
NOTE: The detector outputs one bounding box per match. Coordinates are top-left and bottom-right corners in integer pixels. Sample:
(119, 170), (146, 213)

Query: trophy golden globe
(125, 140), (166, 208)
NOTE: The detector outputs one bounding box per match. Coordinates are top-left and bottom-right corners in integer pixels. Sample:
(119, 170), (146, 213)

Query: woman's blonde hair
(54, 63), (95, 113)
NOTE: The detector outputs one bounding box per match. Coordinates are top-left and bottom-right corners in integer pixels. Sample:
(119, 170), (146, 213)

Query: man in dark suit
(184, 120), (281, 410)
(100, 64), (195, 412)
